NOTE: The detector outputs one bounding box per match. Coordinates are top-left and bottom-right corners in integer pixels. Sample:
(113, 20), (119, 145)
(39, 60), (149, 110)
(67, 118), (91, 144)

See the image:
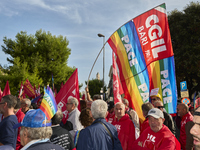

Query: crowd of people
(0, 92), (199, 150)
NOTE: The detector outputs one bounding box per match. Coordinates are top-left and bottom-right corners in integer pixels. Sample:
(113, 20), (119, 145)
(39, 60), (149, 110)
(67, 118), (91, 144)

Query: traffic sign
(181, 97), (190, 105)
(180, 81), (187, 91)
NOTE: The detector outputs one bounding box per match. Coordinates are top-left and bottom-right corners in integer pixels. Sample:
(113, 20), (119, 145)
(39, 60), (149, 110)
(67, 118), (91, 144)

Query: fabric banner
(112, 52), (124, 104)
(31, 94), (43, 104)
(108, 3), (177, 121)
(0, 87), (2, 100)
(40, 86), (58, 120)
(55, 68), (80, 124)
(2, 81), (11, 97)
(23, 79), (36, 98)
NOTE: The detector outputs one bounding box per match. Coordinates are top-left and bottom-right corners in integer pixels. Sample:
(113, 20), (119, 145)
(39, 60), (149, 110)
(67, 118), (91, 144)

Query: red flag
(2, 81), (11, 97)
(0, 87), (2, 100)
(23, 79), (36, 98)
(82, 94), (85, 100)
(56, 69), (80, 124)
(112, 52), (124, 104)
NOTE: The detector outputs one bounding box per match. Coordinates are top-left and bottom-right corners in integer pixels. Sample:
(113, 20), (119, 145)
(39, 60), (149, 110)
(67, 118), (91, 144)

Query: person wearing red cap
(133, 108), (181, 150)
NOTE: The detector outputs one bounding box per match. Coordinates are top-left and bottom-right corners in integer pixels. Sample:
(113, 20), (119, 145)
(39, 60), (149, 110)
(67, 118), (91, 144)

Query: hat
(107, 101), (114, 110)
(13, 109), (51, 129)
(147, 108), (164, 119)
(150, 93), (162, 100)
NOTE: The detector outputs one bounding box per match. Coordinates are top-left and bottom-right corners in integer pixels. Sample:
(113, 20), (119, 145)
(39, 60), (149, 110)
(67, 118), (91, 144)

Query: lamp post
(98, 33), (105, 100)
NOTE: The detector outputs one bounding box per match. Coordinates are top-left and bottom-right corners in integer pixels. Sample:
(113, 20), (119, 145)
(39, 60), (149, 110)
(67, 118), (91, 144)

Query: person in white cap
(133, 108), (181, 150)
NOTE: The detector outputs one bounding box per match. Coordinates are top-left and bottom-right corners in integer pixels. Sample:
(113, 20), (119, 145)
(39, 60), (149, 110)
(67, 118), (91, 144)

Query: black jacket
(163, 111), (176, 135)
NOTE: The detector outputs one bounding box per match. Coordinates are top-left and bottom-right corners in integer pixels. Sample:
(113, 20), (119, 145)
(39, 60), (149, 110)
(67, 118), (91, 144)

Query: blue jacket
(77, 118), (122, 150)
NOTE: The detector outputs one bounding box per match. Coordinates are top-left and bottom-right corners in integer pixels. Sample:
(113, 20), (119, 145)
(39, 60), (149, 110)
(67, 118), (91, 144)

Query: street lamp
(98, 33), (105, 100)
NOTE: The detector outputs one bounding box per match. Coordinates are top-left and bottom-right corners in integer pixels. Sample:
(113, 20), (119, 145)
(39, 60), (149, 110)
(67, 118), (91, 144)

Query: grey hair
(154, 100), (163, 106)
(24, 98), (31, 107)
(20, 126), (52, 140)
(51, 108), (63, 125)
(68, 97), (79, 108)
(115, 102), (126, 110)
(91, 100), (108, 119)
(122, 99), (129, 106)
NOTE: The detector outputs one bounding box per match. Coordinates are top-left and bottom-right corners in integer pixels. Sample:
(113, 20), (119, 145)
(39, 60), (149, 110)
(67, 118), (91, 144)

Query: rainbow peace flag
(40, 86), (58, 120)
(108, 3), (177, 121)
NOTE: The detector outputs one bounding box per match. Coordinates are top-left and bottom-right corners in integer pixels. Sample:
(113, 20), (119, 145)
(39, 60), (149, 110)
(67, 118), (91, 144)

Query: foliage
(85, 79), (106, 99)
(1, 29), (75, 95)
(168, 2), (200, 99)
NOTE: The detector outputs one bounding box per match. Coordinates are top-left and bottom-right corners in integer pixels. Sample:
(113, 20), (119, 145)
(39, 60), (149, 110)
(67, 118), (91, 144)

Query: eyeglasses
(66, 103), (73, 105)
(156, 106), (164, 109)
(0, 102), (5, 105)
(151, 98), (160, 101)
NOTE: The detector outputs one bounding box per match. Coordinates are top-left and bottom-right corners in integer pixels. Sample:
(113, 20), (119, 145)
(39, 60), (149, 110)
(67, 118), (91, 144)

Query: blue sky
(0, 0), (193, 91)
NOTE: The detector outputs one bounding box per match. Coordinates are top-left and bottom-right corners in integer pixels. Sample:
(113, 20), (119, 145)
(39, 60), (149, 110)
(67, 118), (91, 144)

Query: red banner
(23, 79), (36, 98)
(0, 87), (2, 101)
(55, 69), (80, 124)
(2, 81), (11, 97)
(113, 53), (124, 104)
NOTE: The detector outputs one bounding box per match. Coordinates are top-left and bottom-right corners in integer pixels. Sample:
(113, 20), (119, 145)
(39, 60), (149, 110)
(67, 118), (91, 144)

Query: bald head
(179, 103), (189, 112)
(115, 102), (125, 110)
(114, 102), (126, 120)
(177, 103), (189, 118)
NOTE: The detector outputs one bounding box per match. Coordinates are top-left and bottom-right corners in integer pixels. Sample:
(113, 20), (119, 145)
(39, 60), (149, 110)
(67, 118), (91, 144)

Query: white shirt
(67, 108), (83, 138)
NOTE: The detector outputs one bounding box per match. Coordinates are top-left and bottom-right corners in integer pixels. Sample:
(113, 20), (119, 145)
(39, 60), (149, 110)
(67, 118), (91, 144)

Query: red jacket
(106, 111), (115, 124)
(179, 112), (193, 150)
(15, 109), (25, 150)
(140, 118), (149, 135)
(112, 114), (136, 150)
(133, 125), (181, 150)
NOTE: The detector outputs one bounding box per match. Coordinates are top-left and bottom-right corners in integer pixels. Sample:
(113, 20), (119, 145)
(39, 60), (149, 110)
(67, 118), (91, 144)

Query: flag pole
(87, 41), (108, 88)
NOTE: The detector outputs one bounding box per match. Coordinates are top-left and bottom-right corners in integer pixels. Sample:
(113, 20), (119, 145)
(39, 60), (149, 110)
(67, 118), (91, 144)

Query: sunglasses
(151, 98), (160, 101)
(0, 102), (5, 105)
(156, 106), (164, 109)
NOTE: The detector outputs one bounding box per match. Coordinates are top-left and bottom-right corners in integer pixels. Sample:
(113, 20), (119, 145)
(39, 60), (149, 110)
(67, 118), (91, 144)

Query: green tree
(85, 79), (106, 99)
(168, 2), (200, 99)
(1, 29), (75, 94)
